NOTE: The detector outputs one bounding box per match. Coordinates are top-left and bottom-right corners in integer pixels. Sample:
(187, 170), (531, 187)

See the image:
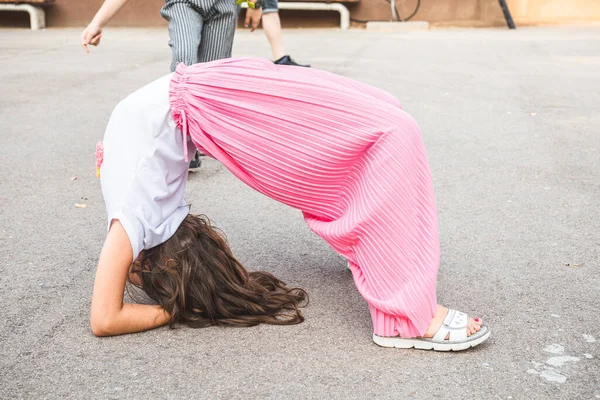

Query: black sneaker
(189, 151), (202, 169)
(274, 55), (310, 68)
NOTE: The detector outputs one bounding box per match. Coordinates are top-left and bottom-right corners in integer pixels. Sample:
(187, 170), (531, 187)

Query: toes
(466, 317), (483, 336)
(466, 322), (474, 336)
(469, 324), (477, 336)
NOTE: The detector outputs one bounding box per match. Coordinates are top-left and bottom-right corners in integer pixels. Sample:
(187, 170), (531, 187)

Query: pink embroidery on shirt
(95, 141), (104, 178)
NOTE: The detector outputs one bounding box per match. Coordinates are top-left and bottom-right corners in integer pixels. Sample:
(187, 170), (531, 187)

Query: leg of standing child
(161, 1), (206, 72)
(261, 7), (285, 60)
(197, 0), (237, 62)
(162, 0), (236, 167)
(261, 0), (309, 67)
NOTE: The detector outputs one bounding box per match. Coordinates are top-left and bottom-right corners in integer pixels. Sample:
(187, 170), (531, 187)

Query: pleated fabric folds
(169, 58), (439, 337)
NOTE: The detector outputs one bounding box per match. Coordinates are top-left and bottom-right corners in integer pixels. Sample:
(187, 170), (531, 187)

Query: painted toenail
(474, 318), (480, 322)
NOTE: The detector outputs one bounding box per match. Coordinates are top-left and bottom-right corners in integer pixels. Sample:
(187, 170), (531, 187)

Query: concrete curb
(366, 20), (429, 32)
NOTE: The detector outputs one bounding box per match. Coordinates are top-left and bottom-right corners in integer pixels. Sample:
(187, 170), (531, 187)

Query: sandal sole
(373, 326), (491, 352)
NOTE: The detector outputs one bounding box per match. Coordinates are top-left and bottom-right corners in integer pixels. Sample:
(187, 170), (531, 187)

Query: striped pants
(161, 0), (237, 72)
(169, 58), (440, 338)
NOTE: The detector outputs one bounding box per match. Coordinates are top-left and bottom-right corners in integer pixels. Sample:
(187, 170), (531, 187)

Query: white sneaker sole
(373, 326), (491, 352)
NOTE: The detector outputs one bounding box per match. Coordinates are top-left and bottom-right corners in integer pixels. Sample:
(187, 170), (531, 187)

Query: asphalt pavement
(0, 25), (598, 399)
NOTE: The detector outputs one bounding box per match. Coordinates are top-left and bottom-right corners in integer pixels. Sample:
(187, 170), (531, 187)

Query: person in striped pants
(82, 0), (262, 68)
(90, 58), (491, 351)
(81, 0), (262, 168)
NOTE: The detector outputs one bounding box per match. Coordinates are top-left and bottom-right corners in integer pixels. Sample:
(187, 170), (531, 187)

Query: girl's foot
(372, 304), (491, 351)
(422, 305), (483, 339)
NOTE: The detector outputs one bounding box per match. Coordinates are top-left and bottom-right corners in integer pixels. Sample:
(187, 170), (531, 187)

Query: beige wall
(506, 0), (600, 25)
(352, 0), (504, 25)
(351, 0), (600, 26)
(46, 0), (167, 27)
(2, 0), (599, 28)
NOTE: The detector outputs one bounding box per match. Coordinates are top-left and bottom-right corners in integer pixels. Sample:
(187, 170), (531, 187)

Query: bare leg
(262, 12), (286, 60)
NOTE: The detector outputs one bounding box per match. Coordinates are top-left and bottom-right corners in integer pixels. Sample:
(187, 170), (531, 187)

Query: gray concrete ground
(0, 25), (599, 399)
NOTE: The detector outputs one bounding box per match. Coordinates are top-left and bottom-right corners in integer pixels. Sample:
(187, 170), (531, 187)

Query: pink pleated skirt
(169, 58), (439, 338)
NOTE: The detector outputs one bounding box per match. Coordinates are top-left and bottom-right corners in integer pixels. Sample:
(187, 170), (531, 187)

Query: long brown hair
(130, 214), (308, 328)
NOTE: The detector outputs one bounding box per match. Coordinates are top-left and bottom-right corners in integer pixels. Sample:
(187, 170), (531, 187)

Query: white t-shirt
(100, 73), (196, 260)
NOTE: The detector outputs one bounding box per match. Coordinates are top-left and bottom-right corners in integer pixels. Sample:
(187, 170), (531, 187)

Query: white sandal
(372, 309), (491, 352)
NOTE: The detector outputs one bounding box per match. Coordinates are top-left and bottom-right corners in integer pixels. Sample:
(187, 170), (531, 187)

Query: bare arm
(244, 7), (262, 32)
(81, 0), (131, 53)
(90, 220), (170, 336)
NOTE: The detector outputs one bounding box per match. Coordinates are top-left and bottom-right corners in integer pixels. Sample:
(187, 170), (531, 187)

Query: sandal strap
(432, 309), (469, 342)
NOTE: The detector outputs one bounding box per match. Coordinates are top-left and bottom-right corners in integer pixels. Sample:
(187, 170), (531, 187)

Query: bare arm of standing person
(244, 6), (262, 32)
(90, 220), (170, 336)
(81, 0), (131, 53)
